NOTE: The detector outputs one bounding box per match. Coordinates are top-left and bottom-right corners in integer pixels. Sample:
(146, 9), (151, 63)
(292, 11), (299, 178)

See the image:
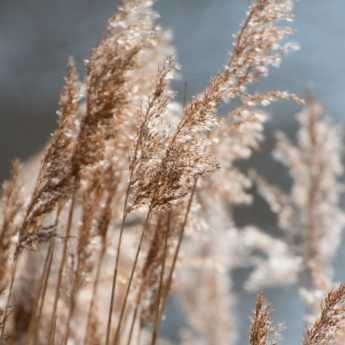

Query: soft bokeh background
(1, 1), (345, 344)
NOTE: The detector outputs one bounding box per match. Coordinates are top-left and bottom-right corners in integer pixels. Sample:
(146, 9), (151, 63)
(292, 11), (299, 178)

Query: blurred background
(1, 1), (345, 344)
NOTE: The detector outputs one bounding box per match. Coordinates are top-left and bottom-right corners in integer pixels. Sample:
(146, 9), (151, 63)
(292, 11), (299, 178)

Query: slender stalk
(33, 238), (56, 345)
(105, 107), (152, 345)
(62, 265), (77, 345)
(26, 240), (55, 344)
(63, 187), (101, 345)
(25, 207), (61, 345)
(126, 300), (140, 345)
(128, 211), (172, 345)
(154, 179), (198, 339)
(113, 204), (154, 345)
(84, 245), (106, 345)
(0, 252), (19, 341)
(105, 190), (131, 345)
(48, 189), (77, 345)
(84, 188), (115, 345)
(150, 212), (170, 345)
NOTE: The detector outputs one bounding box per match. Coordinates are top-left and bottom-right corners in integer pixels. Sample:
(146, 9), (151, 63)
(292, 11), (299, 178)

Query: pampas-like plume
(127, 56), (178, 211)
(0, 161), (23, 293)
(74, 0), (175, 185)
(172, 2), (301, 345)
(250, 294), (280, 345)
(303, 283), (345, 345)
(130, 0), (302, 214)
(252, 98), (345, 321)
(20, 61), (80, 243)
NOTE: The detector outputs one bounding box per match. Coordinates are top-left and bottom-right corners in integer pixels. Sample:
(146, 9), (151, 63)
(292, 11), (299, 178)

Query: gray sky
(1, 1), (345, 176)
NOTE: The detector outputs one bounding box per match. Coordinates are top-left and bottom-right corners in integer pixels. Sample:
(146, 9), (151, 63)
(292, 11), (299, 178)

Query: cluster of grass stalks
(1, 1), (345, 345)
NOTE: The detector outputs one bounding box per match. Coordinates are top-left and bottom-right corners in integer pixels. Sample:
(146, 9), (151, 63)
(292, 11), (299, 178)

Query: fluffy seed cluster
(247, 98), (345, 323)
(1, 1), (345, 345)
